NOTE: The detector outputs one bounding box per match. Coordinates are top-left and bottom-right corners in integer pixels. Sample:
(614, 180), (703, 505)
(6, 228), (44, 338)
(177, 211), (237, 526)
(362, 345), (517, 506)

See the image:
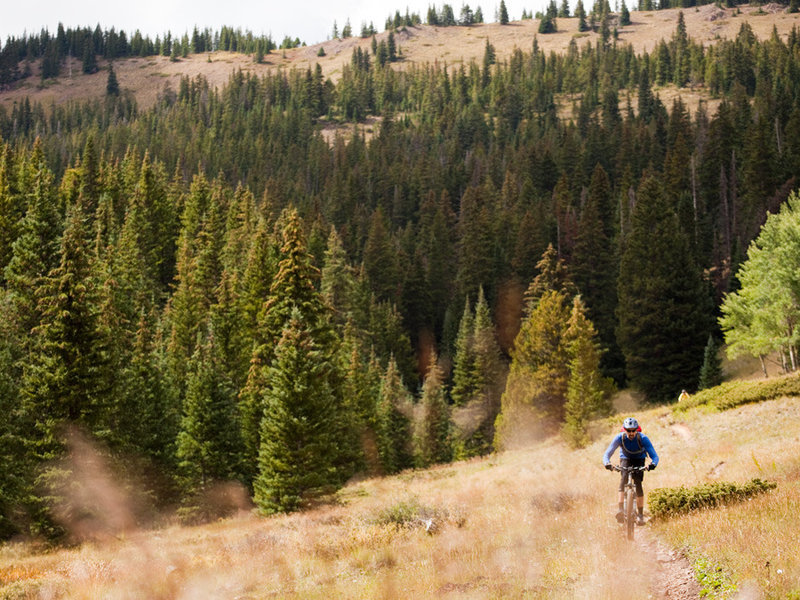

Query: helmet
(623, 417), (639, 431)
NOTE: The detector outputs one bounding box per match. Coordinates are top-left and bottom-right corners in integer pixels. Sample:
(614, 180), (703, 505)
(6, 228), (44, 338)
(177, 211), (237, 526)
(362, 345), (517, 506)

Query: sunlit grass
(1, 393), (799, 598)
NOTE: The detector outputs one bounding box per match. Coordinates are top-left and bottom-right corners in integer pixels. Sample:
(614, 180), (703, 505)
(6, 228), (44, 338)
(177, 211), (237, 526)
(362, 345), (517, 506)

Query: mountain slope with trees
(1, 2), (800, 539)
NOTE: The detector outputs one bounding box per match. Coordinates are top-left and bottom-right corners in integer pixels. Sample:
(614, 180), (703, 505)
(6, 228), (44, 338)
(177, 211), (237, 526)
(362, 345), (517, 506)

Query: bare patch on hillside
(2, 5), (800, 112)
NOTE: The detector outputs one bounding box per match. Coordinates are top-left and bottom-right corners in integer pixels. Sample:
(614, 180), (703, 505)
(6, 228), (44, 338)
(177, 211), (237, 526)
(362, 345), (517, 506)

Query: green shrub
(374, 497), (446, 528)
(673, 374), (800, 413)
(648, 478), (777, 518)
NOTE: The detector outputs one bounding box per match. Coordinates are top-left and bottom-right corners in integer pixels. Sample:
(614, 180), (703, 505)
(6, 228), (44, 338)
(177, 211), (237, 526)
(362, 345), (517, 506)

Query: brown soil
(2, 4), (799, 113)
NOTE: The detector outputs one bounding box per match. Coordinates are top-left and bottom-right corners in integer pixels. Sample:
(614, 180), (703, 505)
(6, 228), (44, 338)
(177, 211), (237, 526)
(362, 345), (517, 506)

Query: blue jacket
(603, 432), (659, 466)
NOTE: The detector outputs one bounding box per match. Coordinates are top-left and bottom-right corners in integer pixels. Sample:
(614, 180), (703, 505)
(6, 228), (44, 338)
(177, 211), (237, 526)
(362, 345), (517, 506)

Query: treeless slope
(1, 4), (799, 111)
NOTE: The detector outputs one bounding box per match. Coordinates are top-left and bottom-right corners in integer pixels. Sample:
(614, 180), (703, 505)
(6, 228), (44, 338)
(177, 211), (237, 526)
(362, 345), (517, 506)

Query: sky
(1, 0), (540, 48)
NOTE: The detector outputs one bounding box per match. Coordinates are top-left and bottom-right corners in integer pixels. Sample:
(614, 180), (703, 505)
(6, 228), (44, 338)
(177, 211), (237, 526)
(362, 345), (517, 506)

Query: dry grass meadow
(3, 4), (800, 114)
(2, 372), (799, 599)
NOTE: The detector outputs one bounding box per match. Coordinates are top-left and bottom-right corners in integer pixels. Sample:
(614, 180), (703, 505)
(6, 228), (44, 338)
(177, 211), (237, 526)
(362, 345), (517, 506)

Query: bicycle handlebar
(610, 464), (648, 472)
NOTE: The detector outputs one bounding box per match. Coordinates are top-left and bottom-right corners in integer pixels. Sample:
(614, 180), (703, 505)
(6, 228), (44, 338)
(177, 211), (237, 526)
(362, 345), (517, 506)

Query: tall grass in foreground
(653, 465), (800, 599)
(2, 393), (800, 598)
(0, 444), (660, 599)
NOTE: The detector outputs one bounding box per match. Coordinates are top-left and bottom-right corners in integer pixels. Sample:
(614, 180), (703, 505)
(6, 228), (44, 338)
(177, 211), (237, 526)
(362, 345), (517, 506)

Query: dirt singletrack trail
(638, 527), (701, 599)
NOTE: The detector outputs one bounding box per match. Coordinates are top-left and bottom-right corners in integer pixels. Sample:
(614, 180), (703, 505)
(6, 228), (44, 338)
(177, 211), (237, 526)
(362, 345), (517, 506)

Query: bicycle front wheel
(625, 487), (635, 540)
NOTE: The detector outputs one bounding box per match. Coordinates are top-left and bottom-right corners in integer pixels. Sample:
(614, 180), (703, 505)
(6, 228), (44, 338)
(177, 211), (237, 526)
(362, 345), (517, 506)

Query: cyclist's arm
(642, 435), (659, 466)
(602, 435), (622, 466)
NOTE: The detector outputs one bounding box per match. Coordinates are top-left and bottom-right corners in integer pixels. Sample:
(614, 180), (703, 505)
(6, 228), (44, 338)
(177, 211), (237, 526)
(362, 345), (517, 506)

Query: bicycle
(610, 464), (648, 541)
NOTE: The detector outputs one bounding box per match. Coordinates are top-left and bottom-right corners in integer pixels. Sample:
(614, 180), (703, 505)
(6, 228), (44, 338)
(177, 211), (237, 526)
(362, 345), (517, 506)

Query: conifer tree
(571, 165), (624, 383)
(321, 227), (358, 325)
(106, 64), (120, 96)
(499, 0), (510, 24)
(452, 287), (505, 457)
(375, 357), (414, 474)
(457, 185), (495, 300)
(522, 243), (577, 312)
(0, 144), (24, 279)
(4, 145), (62, 330)
(697, 334), (723, 390)
(362, 208), (399, 303)
(620, 0), (631, 26)
(176, 326), (242, 518)
(617, 176), (712, 402)
(18, 204), (110, 536)
(253, 308), (351, 513)
(240, 209), (346, 485)
(450, 297), (477, 406)
(576, 0), (589, 31)
(166, 174), (224, 398)
(562, 296), (614, 448)
(413, 353), (452, 467)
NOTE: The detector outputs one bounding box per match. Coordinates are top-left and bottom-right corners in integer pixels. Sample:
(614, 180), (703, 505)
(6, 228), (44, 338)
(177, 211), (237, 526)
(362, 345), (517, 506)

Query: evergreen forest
(2, 5), (800, 539)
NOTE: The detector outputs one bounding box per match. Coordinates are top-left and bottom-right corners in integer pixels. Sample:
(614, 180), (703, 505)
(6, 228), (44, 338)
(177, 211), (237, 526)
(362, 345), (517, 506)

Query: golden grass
(1, 382), (799, 598)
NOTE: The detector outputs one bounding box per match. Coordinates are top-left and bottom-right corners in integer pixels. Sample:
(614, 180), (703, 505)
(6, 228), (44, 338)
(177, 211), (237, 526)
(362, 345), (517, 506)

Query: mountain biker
(602, 417), (659, 525)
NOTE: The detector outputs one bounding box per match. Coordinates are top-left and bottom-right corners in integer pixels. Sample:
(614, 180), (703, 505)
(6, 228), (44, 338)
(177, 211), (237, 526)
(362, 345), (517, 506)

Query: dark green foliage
(617, 176), (712, 402)
(648, 479), (777, 519)
(106, 64), (119, 96)
(499, 0), (510, 24)
(81, 41), (98, 74)
(539, 14), (557, 34)
(375, 357), (414, 474)
(698, 335), (724, 390)
(176, 327), (242, 513)
(17, 204), (110, 537)
(576, 0), (590, 31)
(253, 309), (352, 513)
(414, 355), (452, 467)
(571, 165), (623, 383)
(620, 0), (631, 26)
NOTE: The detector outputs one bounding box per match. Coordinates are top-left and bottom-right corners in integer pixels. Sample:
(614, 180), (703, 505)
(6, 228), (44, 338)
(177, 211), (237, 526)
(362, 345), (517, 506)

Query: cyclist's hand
(604, 464), (613, 471)
(648, 463), (656, 471)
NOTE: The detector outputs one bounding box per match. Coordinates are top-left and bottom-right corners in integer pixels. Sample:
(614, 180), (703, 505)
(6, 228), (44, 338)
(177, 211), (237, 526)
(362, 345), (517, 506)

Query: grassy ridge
(674, 372), (800, 412)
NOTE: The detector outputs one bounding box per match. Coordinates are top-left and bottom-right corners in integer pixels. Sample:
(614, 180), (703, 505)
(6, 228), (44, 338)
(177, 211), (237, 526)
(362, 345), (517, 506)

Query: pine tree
(698, 334), (723, 390)
(240, 209), (346, 485)
(571, 164), (624, 383)
(362, 208), (399, 303)
(452, 287), (505, 458)
(413, 353), (452, 467)
(522, 243), (577, 313)
(576, 0), (589, 31)
(253, 308), (351, 513)
(617, 176), (712, 402)
(499, 0), (510, 24)
(106, 64), (120, 96)
(562, 296), (614, 448)
(0, 144), (25, 280)
(620, 0), (631, 26)
(19, 204), (110, 537)
(375, 357), (414, 474)
(176, 326), (242, 520)
(450, 297), (477, 406)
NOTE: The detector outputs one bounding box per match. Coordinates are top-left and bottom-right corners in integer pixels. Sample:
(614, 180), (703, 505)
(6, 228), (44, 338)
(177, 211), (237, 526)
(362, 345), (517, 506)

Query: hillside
(2, 4), (800, 111)
(1, 372), (798, 598)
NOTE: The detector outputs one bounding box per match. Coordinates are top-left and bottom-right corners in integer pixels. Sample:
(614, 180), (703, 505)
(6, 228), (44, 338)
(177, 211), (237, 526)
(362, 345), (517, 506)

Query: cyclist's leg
(616, 458), (630, 521)
(630, 458), (646, 520)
